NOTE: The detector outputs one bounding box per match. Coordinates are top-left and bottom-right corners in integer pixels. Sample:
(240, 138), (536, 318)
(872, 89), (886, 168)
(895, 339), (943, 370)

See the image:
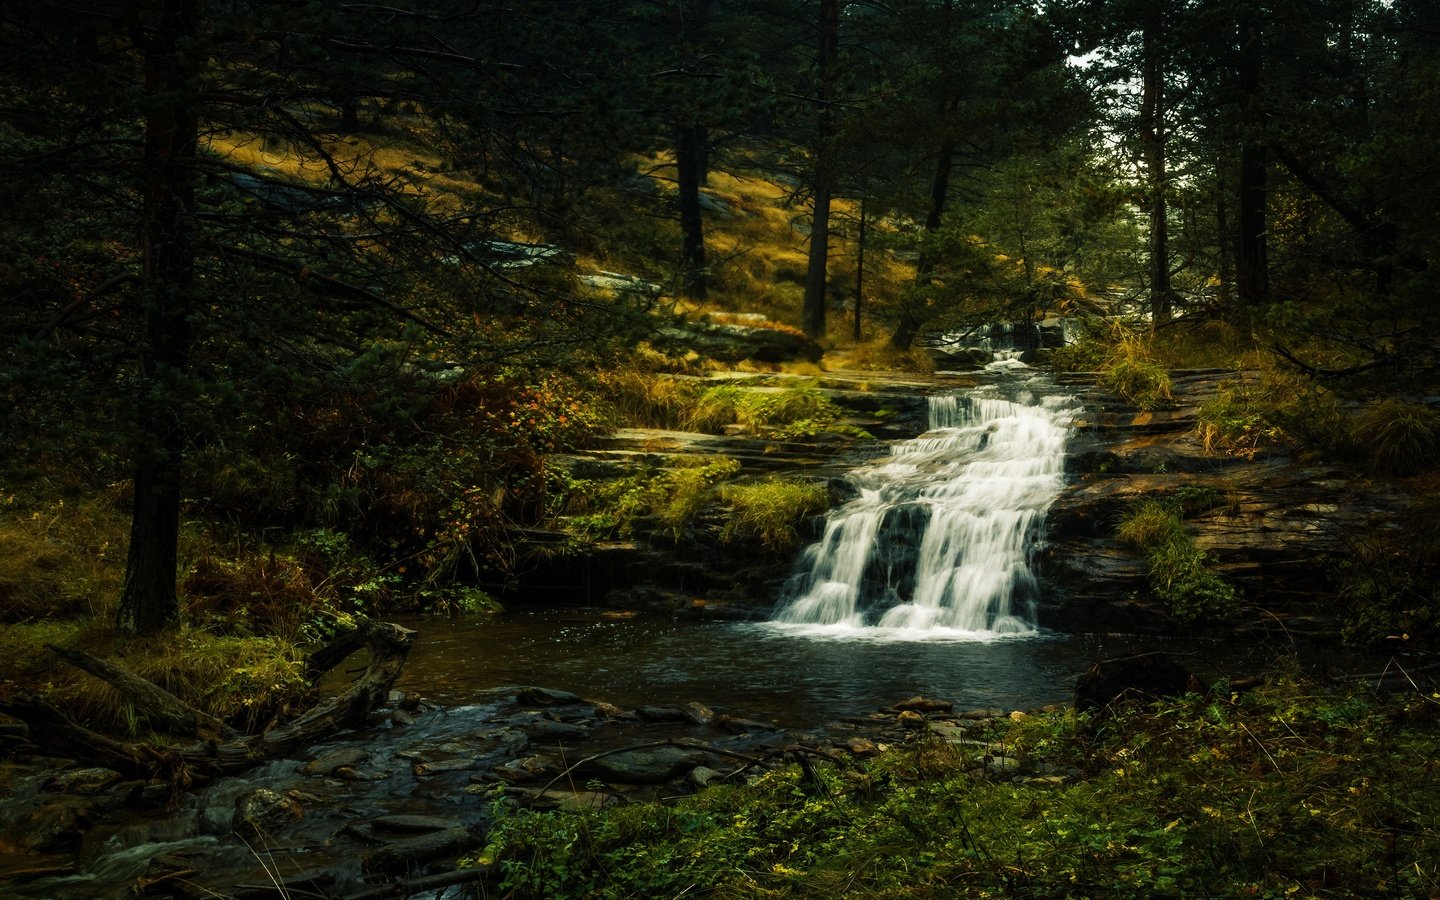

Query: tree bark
(889, 0), (955, 352)
(802, 0), (840, 340)
(1236, 14), (1268, 307)
(854, 199), (865, 341)
(1139, 13), (1174, 325)
(676, 123), (708, 299)
(888, 135), (954, 351)
(6, 619), (414, 781)
(117, 0), (202, 636)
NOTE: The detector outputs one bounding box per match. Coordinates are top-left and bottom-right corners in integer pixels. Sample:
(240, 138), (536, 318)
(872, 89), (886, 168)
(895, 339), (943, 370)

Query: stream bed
(387, 609), (1293, 727)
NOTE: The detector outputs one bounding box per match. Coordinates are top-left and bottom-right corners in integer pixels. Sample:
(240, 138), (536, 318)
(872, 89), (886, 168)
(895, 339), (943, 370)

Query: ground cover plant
(474, 673), (1440, 898)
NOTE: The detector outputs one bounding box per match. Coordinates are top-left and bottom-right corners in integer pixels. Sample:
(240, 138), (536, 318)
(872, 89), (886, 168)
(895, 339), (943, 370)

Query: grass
(473, 673), (1440, 898)
(720, 478), (829, 550)
(1116, 498), (1240, 625)
(1353, 398), (1440, 476)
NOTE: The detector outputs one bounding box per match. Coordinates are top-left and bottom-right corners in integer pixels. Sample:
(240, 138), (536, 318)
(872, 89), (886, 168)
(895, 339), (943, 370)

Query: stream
(2, 355), (1293, 898)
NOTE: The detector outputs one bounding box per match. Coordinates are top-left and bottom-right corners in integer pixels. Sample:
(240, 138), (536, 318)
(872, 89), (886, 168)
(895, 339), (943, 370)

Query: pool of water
(389, 609), (1294, 725)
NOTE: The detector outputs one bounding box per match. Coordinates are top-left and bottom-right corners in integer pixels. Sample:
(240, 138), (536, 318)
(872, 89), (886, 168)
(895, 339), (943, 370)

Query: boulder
(364, 826), (483, 874)
(42, 768), (123, 795)
(578, 748), (705, 784)
(233, 788), (303, 840)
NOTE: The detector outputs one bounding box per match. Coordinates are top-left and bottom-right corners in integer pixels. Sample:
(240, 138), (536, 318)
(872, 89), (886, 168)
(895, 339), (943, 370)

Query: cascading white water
(771, 360), (1078, 639)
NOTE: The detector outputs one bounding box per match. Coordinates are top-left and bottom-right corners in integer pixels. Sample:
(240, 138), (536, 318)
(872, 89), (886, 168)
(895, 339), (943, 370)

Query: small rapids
(769, 356), (1080, 639)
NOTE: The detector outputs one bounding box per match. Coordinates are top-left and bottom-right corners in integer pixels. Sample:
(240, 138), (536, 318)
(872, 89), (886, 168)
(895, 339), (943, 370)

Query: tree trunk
(854, 199), (865, 341)
(1236, 15), (1268, 307)
(676, 123), (708, 299)
(889, 135), (954, 351)
(1140, 15), (1173, 325)
(889, 0), (955, 352)
(802, 0), (840, 340)
(117, 0), (202, 636)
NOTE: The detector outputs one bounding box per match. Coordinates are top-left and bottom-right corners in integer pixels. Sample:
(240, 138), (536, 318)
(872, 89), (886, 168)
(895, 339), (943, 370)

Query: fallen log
(4, 617), (414, 781)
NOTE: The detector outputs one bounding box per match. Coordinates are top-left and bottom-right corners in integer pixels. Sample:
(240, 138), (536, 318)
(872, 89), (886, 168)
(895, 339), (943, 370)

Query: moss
(720, 478), (828, 549)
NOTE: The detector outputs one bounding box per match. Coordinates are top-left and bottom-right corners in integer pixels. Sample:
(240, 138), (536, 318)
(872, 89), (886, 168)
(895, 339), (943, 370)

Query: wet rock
(522, 719), (591, 743)
(897, 710), (926, 729)
(712, 715), (781, 733)
(2, 797), (96, 852)
(299, 747), (369, 776)
(411, 756), (475, 776)
(578, 748), (705, 784)
(373, 814), (464, 834)
(591, 701), (632, 720)
(843, 737), (879, 757)
(688, 765), (722, 789)
(42, 767), (122, 795)
(505, 786), (614, 812)
(960, 708), (1005, 720)
(495, 755), (560, 784)
(683, 701), (715, 725)
(895, 696), (954, 714)
(518, 687), (582, 706)
(391, 708), (417, 727)
(927, 723), (972, 744)
(364, 826), (483, 874)
(637, 706), (688, 723)
(233, 788), (303, 840)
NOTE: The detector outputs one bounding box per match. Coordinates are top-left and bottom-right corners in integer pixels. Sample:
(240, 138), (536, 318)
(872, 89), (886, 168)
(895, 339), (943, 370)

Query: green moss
(1116, 498), (1240, 625)
(720, 478), (829, 549)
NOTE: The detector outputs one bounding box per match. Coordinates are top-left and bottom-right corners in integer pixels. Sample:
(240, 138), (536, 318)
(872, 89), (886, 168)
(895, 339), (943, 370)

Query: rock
(495, 755), (560, 784)
(578, 748), (705, 784)
(637, 706), (688, 723)
(1008, 710), (1029, 722)
(897, 710), (926, 729)
(683, 701), (714, 725)
(655, 322), (823, 364)
(1, 797), (96, 852)
(373, 814), (464, 834)
(580, 271), (662, 298)
(960, 708), (1005, 720)
(42, 767), (123, 795)
(984, 756), (1022, 776)
(895, 696), (954, 714)
(712, 715), (781, 733)
(411, 757), (476, 776)
(843, 737), (879, 757)
(591, 701), (632, 720)
(687, 766), (722, 789)
(233, 788), (303, 839)
(299, 747), (369, 776)
(364, 826), (483, 874)
(1075, 651), (1198, 713)
(517, 687), (582, 706)
(522, 719), (591, 743)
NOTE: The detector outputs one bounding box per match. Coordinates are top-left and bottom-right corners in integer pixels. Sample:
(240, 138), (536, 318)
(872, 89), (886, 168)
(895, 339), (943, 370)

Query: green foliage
(720, 478), (829, 549)
(683, 383), (867, 440)
(1353, 399), (1440, 476)
(474, 677), (1440, 898)
(1103, 357), (1173, 411)
(559, 457), (742, 543)
(1117, 499), (1240, 625)
(0, 490), (127, 623)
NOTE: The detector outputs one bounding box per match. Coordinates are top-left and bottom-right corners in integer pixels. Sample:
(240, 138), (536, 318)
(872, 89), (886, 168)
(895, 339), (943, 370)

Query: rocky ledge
(1039, 369), (1410, 639)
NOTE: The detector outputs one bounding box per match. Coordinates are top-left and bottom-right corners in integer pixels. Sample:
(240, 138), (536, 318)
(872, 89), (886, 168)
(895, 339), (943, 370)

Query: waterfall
(770, 363), (1077, 639)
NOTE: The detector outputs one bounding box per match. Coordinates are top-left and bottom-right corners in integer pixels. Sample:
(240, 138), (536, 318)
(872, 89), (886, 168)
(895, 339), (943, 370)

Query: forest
(1, 0), (1438, 896)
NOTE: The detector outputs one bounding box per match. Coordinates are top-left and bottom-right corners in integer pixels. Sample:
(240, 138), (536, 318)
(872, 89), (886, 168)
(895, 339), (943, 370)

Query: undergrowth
(720, 478), (829, 549)
(473, 675), (1440, 898)
(1116, 497), (1240, 625)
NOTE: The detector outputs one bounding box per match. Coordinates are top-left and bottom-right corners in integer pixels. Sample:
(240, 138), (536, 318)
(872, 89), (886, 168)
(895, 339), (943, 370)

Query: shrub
(1353, 399), (1440, 476)
(1116, 498), (1240, 625)
(1103, 357), (1173, 410)
(720, 477), (828, 549)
